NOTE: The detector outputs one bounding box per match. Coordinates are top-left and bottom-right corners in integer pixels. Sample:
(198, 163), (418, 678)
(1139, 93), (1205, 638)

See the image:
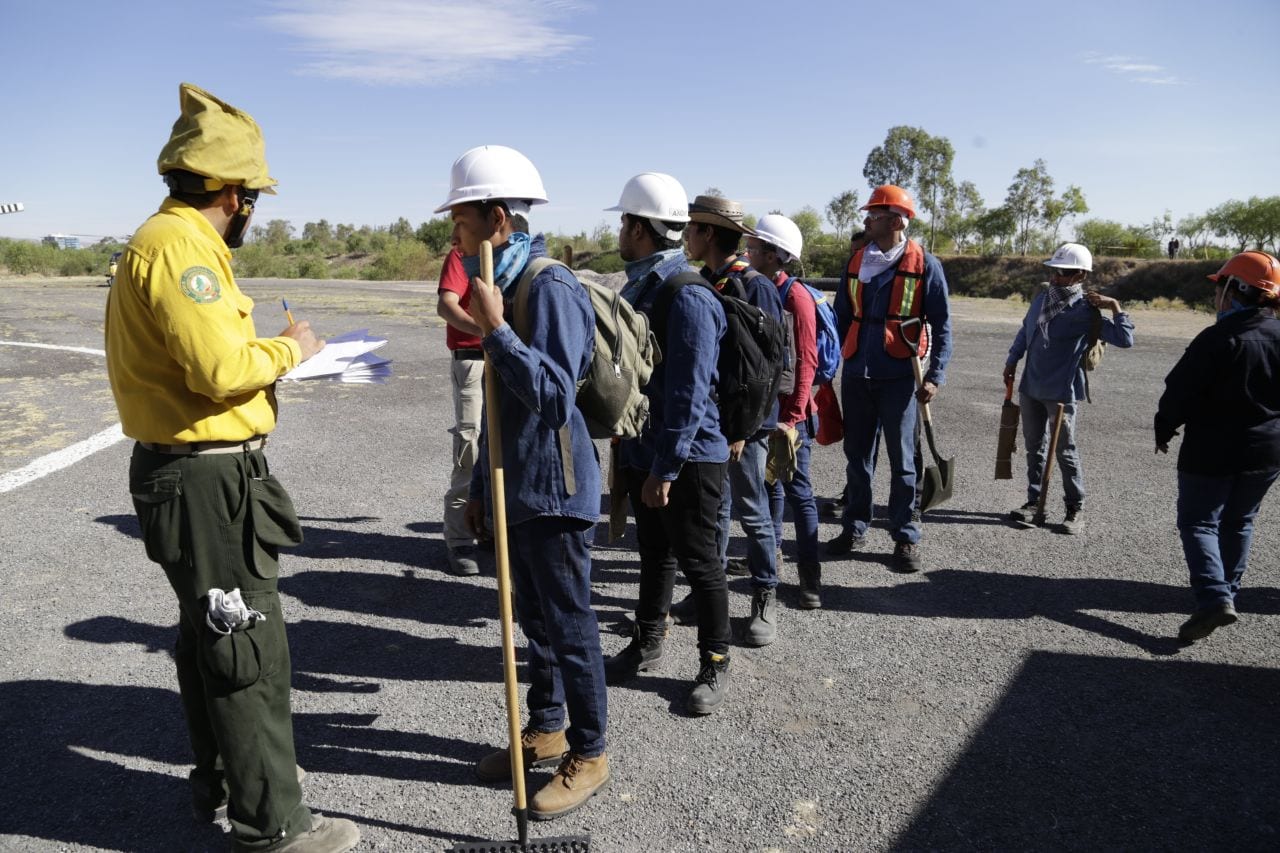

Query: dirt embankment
(941, 255), (1220, 306)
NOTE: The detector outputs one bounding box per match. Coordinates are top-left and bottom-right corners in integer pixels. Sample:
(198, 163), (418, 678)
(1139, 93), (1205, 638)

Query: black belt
(452, 349), (483, 361)
(139, 436), (267, 455)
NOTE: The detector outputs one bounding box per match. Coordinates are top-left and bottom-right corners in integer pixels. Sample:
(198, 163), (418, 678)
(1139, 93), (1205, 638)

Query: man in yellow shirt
(105, 83), (357, 852)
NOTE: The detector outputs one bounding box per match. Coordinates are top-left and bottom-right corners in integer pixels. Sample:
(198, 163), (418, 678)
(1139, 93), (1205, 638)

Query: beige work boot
(237, 814), (360, 853)
(475, 727), (568, 783)
(529, 753), (611, 821)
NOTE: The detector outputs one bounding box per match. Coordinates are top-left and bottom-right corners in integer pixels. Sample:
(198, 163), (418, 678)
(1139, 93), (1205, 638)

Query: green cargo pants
(129, 443), (311, 848)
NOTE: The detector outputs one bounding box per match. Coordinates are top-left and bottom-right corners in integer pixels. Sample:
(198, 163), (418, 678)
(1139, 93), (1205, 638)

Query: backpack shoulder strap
(1088, 304), (1103, 346)
(512, 257), (568, 343)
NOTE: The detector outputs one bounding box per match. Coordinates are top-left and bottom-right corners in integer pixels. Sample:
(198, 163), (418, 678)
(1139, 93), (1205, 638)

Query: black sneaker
(725, 557), (749, 577)
(604, 626), (664, 685)
(796, 562), (822, 610)
(826, 530), (866, 555)
(1061, 506), (1083, 535)
(1009, 501), (1038, 527)
(892, 542), (922, 573)
(686, 653), (731, 715)
(447, 545), (481, 576)
(1178, 602), (1239, 643)
(820, 498), (846, 519)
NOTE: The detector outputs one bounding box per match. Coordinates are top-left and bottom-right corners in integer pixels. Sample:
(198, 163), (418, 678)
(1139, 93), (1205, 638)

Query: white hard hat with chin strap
(435, 145), (549, 214)
(605, 172), (690, 241)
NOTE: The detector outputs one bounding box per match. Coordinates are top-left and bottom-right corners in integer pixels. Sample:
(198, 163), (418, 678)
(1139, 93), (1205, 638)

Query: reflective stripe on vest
(841, 240), (929, 360)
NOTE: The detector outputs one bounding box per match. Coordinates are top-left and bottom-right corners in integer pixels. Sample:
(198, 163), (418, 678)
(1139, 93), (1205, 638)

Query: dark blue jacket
(1155, 308), (1280, 475)
(471, 236), (601, 526)
(620, 249), (729, 480)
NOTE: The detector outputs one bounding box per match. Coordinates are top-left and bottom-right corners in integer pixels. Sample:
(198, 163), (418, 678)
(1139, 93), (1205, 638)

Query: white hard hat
(434, 145), (549, 214)
(1044, 242), (1093, 272)
(605, 172), (690, 241)
(752, 213), (804, 262)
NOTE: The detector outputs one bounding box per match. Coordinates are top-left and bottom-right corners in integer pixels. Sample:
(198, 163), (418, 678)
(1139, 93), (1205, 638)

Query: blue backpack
(780, 276), (841, 386)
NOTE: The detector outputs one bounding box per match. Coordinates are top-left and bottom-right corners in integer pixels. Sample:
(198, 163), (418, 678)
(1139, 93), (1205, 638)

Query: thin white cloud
(1081, 51), (1185, 86)
(260, 0), (591, 85)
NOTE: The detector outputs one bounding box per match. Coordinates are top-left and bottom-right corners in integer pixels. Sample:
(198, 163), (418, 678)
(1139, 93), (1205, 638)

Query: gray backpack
(512, 257), (660, 440)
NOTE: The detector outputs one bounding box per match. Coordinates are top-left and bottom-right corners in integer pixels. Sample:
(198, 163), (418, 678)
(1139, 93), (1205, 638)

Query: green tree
(416, 217), (453, 253)
(863, 126), (955, 244)
(253, 219), (295, 246)
(825, 190), (860, 238)
(940, 180), (984, 253)
(974, 206), (1016, 254)
(388, 217), (413, 242)
(1042, 185), (1089, 246)
(591, 221), (617, 252)
(789, 206), (823, 256)
(1004, 159), (1054, 255)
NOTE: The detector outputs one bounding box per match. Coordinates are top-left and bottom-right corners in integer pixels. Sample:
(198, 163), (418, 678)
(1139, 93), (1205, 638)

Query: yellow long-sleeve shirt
(105, 199), (301, 443)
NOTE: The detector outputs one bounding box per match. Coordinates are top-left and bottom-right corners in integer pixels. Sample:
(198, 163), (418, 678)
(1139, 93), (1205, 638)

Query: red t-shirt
(437, 249), (482, 350)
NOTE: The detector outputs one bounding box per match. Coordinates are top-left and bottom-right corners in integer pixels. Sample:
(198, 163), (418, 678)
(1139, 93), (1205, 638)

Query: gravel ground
(1, 276), (1277, 852)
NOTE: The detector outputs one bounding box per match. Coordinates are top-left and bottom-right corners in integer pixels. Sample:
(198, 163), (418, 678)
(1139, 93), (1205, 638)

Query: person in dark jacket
(1156, 250), (1280, 643)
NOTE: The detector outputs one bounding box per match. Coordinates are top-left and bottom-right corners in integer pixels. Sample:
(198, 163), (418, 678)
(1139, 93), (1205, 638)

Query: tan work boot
(529, 753), (611, 820)
(237, 814), (360, 853)
(475, 727), (568, 783)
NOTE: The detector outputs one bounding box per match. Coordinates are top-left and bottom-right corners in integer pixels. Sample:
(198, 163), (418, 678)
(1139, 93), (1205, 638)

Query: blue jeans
(767, 417), (819, 564)
(1177, 469), (1279, 610)
(1020, 394), (1083, 508)
(718, 434), (779, 589)
(841, 375), (920, 544)
(507, 516), (607, 757)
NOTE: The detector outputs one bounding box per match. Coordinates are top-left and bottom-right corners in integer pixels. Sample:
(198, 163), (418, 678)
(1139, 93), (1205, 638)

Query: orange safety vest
(841, 239), (930, 360)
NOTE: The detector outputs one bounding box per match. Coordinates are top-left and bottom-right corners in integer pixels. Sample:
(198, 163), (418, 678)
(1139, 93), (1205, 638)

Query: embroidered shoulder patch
(180, 266), (221, 304)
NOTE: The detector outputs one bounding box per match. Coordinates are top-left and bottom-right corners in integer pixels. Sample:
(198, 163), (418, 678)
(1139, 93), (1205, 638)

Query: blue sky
(2, 0), (1277, 243)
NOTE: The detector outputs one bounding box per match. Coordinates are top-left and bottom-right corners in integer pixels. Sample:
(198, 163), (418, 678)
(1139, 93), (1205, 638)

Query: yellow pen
(282, 298), (295, 326)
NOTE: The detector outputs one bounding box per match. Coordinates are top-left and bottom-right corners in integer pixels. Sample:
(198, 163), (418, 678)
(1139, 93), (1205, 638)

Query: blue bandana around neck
(1217, 298), (1250, 322)
(460, 232), (532, 295)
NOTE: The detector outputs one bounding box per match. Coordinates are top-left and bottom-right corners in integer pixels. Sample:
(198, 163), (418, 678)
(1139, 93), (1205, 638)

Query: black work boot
(796, 561), (822, 610)
(604, 625), (664, 685)
(743, 587), (778, 646)
(686, 652), (731, 715)
(826, 529), (865, 555)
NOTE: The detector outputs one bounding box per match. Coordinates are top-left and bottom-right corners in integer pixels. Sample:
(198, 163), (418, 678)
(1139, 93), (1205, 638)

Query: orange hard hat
(1208, 250), (1280, 297)
(861, 185), (917, 219)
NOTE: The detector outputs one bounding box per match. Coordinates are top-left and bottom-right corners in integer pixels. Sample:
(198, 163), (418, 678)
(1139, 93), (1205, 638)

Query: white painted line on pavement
(0, 340), (124, 493)
(1, 340), (105, 356)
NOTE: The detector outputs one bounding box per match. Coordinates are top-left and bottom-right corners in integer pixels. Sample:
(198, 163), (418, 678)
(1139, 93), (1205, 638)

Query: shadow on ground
(892, 651), (1280, 849)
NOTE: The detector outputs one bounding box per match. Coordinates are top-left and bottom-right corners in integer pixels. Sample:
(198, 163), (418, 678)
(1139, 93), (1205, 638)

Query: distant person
(104, 83), (357, 851)
(1003, 243), (1134, 534)
(1156, 251), (1280, 643)
(446, 145), (610, 819)
(601, 173), (733, 714)
(435, 243), (485, 575)
(1168, 238), (1180, 259)
(828, 186), (952, 573)
(747, 214), (823, 608)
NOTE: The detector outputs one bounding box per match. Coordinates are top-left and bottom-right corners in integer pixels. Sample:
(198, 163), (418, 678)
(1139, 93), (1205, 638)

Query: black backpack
(651, 271), (785, 443)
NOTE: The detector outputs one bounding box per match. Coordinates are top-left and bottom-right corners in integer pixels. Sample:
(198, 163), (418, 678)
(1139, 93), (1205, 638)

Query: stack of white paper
(281, 329), (392, 384)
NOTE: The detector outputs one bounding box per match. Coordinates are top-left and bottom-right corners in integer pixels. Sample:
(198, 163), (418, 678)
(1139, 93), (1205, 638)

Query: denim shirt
(704, 256), (785, 432)
(470, 237), (601, 526)
(835, 246), (953, 385)
(1007, 290), (1135, 403)
(620, 249), (729, 480)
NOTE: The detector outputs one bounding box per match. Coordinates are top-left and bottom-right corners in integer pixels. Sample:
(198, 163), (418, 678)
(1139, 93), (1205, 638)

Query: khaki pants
(444, 354), (484, 547)
(129, 444), (310, 847)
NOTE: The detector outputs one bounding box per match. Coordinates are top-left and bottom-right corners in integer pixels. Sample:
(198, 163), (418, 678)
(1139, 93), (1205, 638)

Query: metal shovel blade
(920, 452), (955, 511)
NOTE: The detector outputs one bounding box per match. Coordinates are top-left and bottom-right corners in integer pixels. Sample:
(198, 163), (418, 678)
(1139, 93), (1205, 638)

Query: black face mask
(223, 187), (259, 249)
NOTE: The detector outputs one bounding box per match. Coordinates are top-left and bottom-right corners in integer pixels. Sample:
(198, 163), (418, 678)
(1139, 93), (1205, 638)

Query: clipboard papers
(281, 329), (392, 384)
